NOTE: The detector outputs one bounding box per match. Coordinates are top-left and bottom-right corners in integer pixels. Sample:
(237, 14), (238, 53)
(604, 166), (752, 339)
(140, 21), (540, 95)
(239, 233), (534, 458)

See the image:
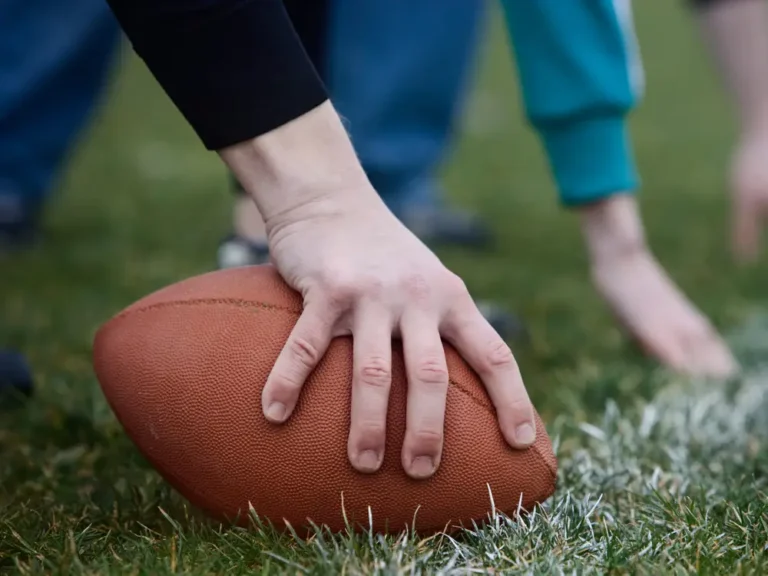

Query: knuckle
(319, 270), (387, 309)
(414, 357), (449, 387)
(409, 427), (444, 450)
(288, 335), (322, 370)
(267, 371), (303, 398)
(352, 421), (387, 446)
(359, 276), (386, 301)
(480, 339), (517, 374)
(401, 273), (432, 302)
(444, 271), (469, 299)
(326, 285), (357, 312)
(358, 357), (392, 389)
(317, 269), (359, 308)
(506, 396), (533, 417)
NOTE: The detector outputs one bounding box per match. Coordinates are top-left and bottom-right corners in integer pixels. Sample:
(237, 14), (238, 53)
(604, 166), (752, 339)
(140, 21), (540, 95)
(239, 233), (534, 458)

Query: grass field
(3, 1), (768, 573)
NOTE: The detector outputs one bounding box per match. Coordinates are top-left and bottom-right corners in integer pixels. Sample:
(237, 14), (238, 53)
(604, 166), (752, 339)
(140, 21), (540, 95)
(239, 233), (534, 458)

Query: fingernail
(515, 423), (535, 446)
(266, 402), (286, 422)
(409, 456), (436, 478)
(356, 450), (381, 472)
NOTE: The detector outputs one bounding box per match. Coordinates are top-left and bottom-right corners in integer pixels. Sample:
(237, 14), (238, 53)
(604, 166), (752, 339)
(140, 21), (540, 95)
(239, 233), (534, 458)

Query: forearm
(219, 101), (374, 229)
(693, 0), (768, 132)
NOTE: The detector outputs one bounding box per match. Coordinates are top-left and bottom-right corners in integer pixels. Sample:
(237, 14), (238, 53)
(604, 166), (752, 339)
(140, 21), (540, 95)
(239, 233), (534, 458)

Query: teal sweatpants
(501, 0), (644, 205)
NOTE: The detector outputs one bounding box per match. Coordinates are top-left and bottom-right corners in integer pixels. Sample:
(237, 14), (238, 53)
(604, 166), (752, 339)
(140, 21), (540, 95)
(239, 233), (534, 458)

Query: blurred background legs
(223, 0), (492, 253)
(0, 0), (121, 398)
(325, 0), (492, 248)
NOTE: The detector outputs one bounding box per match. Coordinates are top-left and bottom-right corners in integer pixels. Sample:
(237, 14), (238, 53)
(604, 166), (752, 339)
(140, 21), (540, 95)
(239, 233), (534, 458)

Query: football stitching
(109, 298), (556, 482)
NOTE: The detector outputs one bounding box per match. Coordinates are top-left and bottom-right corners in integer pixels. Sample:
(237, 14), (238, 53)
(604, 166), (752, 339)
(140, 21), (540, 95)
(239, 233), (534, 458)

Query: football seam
(106, 297), (557, 483)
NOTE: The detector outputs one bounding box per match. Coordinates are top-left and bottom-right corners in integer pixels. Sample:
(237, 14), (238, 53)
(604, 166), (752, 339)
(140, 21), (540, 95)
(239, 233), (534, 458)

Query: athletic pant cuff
(539, 115), (639, 206)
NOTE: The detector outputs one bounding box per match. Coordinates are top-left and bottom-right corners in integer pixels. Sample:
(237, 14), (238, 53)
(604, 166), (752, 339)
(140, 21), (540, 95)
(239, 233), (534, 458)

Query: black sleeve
(105, 0), (329, 151)
(283, 0), (331, 78)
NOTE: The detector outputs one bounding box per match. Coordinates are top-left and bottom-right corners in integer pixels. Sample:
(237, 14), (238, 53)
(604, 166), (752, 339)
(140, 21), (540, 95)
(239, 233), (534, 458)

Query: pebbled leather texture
(93, 265), (557, 535)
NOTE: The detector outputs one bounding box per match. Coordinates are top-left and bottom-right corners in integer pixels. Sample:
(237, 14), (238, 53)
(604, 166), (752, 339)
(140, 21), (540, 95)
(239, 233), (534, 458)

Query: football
(93, 265), (557, 534)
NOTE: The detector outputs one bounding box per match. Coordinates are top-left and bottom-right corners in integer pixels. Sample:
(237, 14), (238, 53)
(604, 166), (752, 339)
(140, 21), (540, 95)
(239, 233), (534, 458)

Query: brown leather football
(93, 265), (557, 535)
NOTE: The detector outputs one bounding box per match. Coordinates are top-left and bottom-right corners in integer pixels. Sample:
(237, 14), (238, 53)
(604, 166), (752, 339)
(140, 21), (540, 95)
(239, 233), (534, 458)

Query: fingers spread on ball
(262, 299), (335, 423)
(400, 312), (449, 480)
(347, 304), (393, 473)
(442, 299), (535, 449)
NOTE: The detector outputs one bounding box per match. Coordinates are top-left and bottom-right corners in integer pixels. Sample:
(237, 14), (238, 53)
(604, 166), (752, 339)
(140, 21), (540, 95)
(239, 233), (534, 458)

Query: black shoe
(216, 234), (270, 269)
(476, 300), (528, 343)
(0, 195), (40, 252)
(0, 350), (33, 406)
(400, 206), (493, 249)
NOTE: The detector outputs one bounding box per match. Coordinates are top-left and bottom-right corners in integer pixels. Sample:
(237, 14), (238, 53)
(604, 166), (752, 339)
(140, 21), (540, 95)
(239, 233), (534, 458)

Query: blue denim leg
(0, 0), (121, 214)
(326, 0), (486, 218)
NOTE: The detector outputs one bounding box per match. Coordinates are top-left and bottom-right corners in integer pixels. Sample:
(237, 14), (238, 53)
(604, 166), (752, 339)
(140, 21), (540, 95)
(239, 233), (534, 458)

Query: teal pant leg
(499, 0), (644, 206)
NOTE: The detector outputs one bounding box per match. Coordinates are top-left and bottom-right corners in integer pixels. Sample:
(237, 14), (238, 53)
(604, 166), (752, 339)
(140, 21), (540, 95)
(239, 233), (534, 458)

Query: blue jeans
(326, 0), (487, 218)
(0, 0), (121, 216)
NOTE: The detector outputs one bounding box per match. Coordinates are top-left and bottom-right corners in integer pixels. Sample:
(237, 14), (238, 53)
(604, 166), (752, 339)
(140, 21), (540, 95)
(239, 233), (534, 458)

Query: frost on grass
(247, 314), (768, 575)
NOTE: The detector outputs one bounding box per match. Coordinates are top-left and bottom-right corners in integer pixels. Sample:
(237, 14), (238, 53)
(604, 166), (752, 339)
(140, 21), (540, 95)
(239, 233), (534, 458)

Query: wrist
(577, 194), (648, 266)
(219, 101), (380, 230)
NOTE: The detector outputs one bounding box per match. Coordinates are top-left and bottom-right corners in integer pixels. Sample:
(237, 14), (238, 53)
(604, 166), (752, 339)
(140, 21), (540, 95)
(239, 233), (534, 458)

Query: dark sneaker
(216, 234), (270, 269)
(399, 206), (493, 249)
(0, 350), (33, 405)
(0, 195), (40, 252)
(476, 300), (528, 343)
